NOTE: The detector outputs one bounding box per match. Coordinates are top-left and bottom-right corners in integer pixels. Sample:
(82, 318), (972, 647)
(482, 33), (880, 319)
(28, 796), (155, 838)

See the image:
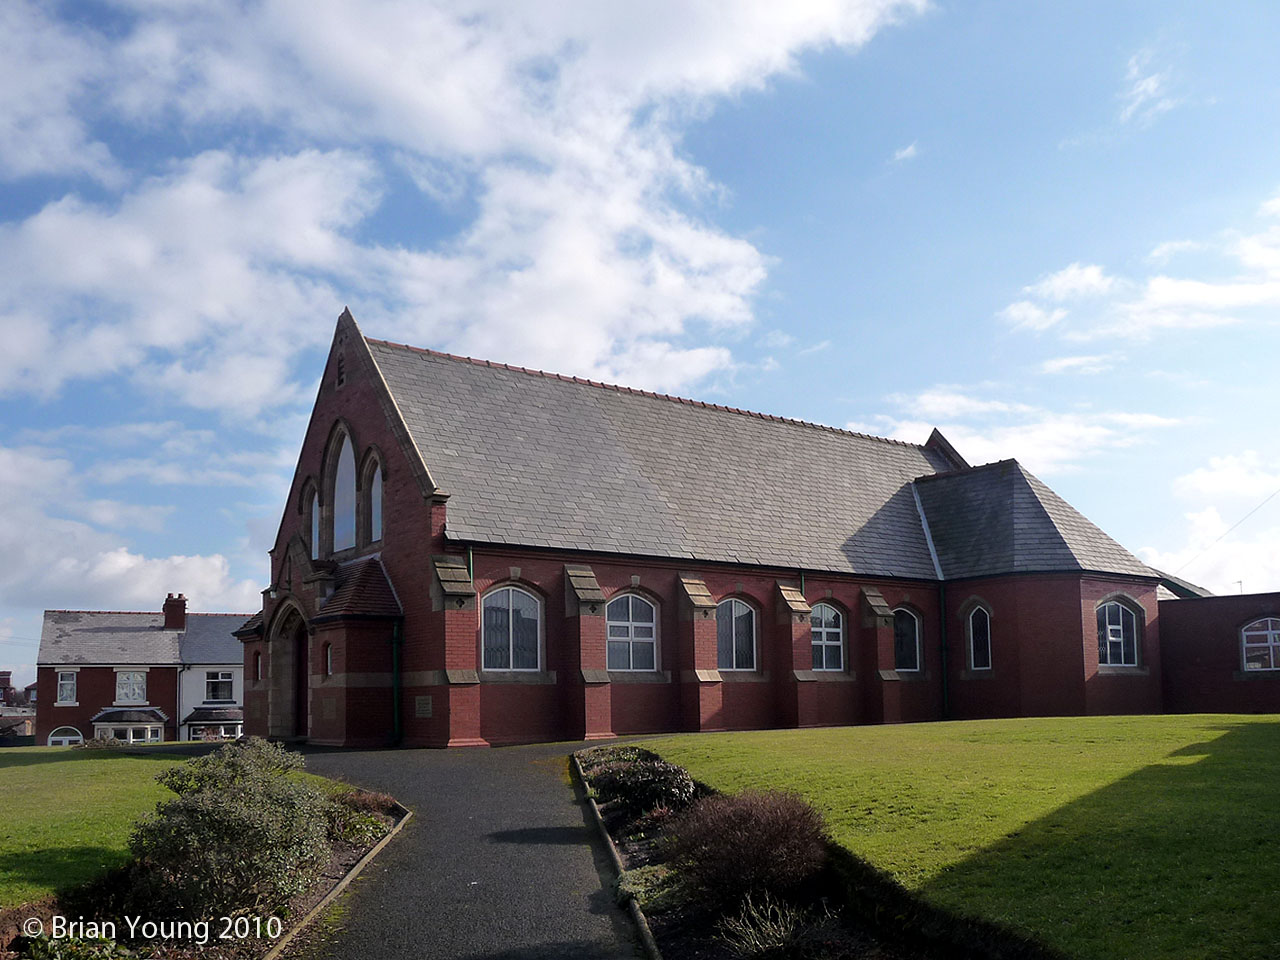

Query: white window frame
(716, 598), (757, 672)
(1241, 617), (1280, 671)
(205, 670), (234, 703)
(969, 607), (992, 671)
(481, 586), (542, 672)
(606, 594), (659, 671)
(893, 608), (921, 673)
(810, 602), (844, 672)
(56, 669), (78, 705)
(47, 725), (83, 746)
(1097, 601), (1140, 667)
(95, 723), (162, 744)
(114, 669), (147, 706)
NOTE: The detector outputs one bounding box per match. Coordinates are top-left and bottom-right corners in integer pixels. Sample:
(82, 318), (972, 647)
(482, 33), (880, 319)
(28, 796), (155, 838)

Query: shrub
(75, 737), (123, 750)
(577, 745), (660, 773)
(156, 736), (303, 795)
(589, 759), (696, 821)
(129, 741), (336, 919)
(716, 892), (841, 960)
(334, 789), (399, 816)
(326, 805), (388, 847)
(666, 790), (829, 908)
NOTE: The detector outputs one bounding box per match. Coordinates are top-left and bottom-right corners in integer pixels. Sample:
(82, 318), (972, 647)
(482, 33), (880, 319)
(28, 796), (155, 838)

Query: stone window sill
(878, 669), (931, 682)
(479, 671), (557, 685)
(1096, 665), (1149, 676)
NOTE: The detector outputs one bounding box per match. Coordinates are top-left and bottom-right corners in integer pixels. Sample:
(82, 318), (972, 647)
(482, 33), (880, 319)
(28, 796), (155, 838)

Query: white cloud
(1118, 48), (1181, 126)
(1025, 262), (1116, 301)
(1138, 507), (1280, 595)
(999, 300), (1067, 331)
(848, 388), (1179, 477)
(1040, 354), (1116, 375)
(797, 339), (832, 356)
(1, 0), (929, 410)
(892, 141), (918, 162)
(1147, 239), (1201, 263)
(1173, 451), (1280, 502)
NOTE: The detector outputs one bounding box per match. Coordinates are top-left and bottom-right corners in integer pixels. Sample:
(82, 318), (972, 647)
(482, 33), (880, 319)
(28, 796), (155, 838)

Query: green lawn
(0, 747), (186, 907)
(645, 715), (1280, 960)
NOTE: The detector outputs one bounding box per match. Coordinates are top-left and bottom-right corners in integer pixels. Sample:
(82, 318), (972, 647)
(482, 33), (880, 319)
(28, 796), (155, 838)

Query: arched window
(969, 607), (992, 671)
(48, 726), (83, 747)
(1241, 617), (1280, 671)
(369, 464), (383, 542)
(309, 491), (320, 560)
(254, 651), (263, 682)
(1097, 601), (1140, 666)
(716, 598), (755, 671)
(811, 602), (844, 671)
(482, 586), (541, 671)
(333, 436), (356, 551)
(606, 594), (657, 671)
(893, 608), (920, 672)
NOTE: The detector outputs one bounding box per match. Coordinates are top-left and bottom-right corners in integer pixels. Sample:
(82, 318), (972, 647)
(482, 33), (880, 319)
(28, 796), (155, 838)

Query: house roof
(366, 338), (952, 579)
(914, 460), (1154, 580)
(316, 557), (402, 620)
(39, 611), (250, 666)
(358, 320), (1155, 583)
(183, 706), (244, 724)
(91, 707), (169, 724)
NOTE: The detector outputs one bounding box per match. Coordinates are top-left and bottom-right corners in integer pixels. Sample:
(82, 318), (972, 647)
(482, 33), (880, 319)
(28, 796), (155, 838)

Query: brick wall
(36, 665), (179, 742)
(1161, 592), (1280, 713)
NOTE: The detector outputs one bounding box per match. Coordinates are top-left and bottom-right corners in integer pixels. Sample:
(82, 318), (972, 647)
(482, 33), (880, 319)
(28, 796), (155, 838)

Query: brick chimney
(163, 593), (187, 630)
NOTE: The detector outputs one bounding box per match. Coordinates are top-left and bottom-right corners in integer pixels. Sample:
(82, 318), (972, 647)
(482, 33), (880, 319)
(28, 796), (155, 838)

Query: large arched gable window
(1241, 617), (1280, 671)
(482, 586), (541, 671)
(333, 435), (357, 552)
(969, 606), (992, 671)
(1097, 600), (1142, 666)
(893, 608), (921, 672)
(606, 594), (658, 671)
(716, 598), (756, 671)
(811, 602), (844, 671)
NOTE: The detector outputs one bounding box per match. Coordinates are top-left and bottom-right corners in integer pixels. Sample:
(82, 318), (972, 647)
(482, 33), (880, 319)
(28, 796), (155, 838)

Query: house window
(48, 726), (83, 746)
(309, 491), (320, 560)
(606, 595), (657, 671)
(333, 435), (356, 551)
(716, 599), (756, 671)
(97, 725), (161, 744)
(56, 671), (77, 704)
(116, 671), (146, 704)
(205, 671), (233, 702)
(969, 607), (992, 671)
(369, 464), (383, 542)
(482, 586), (541, 671)
(1097, 601), (1139, 666)
(893, 608), (921, 672)
(811, 602), (844, 671)
(1241, 617), (1280, 671)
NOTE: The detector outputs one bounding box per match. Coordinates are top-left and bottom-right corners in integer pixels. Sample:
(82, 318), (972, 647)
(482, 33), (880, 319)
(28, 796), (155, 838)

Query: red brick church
(240, 310), (1280, 747)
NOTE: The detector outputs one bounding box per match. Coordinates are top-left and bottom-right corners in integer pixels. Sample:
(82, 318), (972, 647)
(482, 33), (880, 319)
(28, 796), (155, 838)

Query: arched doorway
(268, 603), (311, 739)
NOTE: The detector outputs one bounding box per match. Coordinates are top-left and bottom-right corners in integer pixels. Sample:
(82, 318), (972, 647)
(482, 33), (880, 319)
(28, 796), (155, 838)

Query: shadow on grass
(0, 846), (130, 902)
(917, 720), (1280, 960)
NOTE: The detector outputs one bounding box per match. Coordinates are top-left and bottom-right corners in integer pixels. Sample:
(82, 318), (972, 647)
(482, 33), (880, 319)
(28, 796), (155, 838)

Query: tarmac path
(298, 742), (643, 960)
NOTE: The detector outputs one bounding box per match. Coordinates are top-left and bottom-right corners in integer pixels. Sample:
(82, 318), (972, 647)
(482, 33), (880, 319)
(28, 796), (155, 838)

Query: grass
(644, 714), (1280, 960)
(0, 746), (185, 907)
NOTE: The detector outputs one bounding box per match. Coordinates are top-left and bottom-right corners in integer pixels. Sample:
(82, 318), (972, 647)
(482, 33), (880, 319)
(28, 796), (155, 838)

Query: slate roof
(39, 611), (250, 666)
(915, 460), (1155, 580)
(183, 706), (244, 724)
(316, 557), (402, 620)
(366, 338), (951, 579)
(179, 614), (249, 664)
(91, 707), (169, 724)
(361, 328), (1156, 583)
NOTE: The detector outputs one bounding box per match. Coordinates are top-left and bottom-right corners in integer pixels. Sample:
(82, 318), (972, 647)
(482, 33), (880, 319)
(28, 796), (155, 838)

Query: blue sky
(4, 1), (1280, 686)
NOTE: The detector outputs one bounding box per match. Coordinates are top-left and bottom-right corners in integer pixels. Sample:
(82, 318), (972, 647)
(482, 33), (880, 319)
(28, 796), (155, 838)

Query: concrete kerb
(261, 802), (413, 960)
(569, 752), (663, 960)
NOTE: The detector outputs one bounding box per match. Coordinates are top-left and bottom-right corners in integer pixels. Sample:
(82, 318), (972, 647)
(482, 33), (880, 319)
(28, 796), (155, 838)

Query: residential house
(240, 310), (1269, 750)
(36, 594), (247, 746)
